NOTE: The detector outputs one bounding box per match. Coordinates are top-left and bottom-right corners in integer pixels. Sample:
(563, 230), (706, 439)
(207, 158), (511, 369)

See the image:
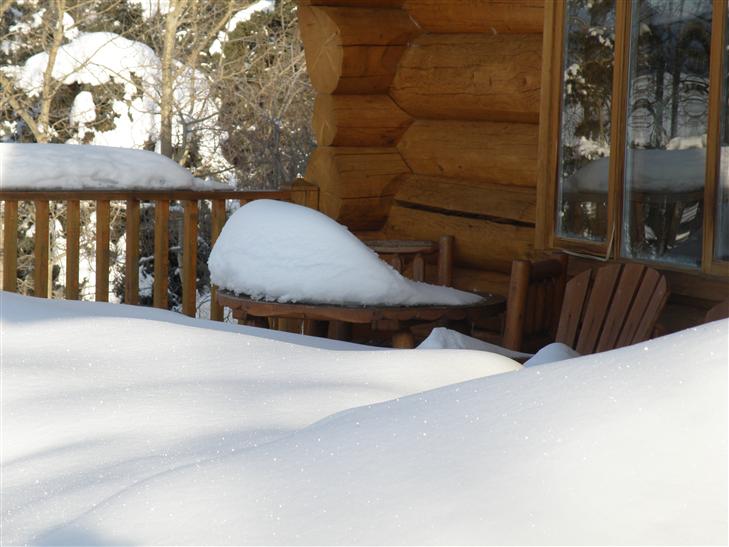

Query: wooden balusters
(125, 199), (140, 305)
(66, 200), (80, 300)
(153, 200), (170, 309)
(182, 200), (198, 317)
(209, 199), (226, 321)
(33, 200), (49, 298)
(95, 200), (111, 302)
(3, 200), (18, 292)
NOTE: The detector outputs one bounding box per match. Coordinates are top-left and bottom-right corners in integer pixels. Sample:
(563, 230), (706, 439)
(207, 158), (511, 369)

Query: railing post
(209, 199), (226, 321)
(3, 200), (18, 292)
(125, 199), (140, 305)
(95, 200), (111, 302)
(153, 199), (170, 309)
(33, 200), (49, 298)
(290, 178), (319, 209)
(182, 199), (198, 317)
(66, 200), (80, 300)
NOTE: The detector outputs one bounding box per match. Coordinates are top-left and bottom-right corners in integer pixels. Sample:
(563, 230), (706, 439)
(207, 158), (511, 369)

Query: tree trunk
(160, 0), (185, 158)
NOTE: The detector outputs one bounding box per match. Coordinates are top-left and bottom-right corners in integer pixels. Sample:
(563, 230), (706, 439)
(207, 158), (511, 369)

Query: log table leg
(327, 320), (352, 341)
(392, 330), (415, 349)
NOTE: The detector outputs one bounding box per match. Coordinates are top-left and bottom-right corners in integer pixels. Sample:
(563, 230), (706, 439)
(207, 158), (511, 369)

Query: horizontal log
(298, 5), (418, 93)
(319, 191), (393, 230)
(404, 0), (544, 33)
(397, 120), (538, 186)
(305, 147), (409, 199)
(383, 204), (535, 271)
(313, 94), (413, 146)
(390, 33), (542, 123)
(395, 174), (536, 223)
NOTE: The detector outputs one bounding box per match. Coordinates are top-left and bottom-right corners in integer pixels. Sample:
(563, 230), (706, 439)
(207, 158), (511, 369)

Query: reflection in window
(623, 0), (712, 267)
(556, 0), (616, 242)
(716, 1), (729, 261)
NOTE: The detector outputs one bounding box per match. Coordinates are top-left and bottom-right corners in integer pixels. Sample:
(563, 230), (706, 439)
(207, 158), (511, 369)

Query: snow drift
(1, 293), (726, 545)
(208, 200), (484, 307)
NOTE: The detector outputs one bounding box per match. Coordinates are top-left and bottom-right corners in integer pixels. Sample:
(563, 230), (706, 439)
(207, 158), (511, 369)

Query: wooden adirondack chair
(485, 258), (668, 355)
(555, 263), (670, 354)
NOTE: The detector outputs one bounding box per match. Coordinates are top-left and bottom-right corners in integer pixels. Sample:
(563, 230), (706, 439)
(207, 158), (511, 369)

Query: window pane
(623, 0), (712, 267)
(715, 1), (729, 261)
(556, 0), (616, 242)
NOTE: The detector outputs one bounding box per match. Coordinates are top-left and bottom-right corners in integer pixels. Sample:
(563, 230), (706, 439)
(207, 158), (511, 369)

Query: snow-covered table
(217, 290), (505, 348)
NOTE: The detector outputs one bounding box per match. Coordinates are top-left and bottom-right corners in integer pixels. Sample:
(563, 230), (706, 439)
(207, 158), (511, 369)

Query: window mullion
(703, 0), (728, 272)
(606, 0), (632, 261)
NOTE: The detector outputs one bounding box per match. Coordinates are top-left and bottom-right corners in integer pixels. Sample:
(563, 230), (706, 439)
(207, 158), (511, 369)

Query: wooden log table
(217, 290), (505, 348)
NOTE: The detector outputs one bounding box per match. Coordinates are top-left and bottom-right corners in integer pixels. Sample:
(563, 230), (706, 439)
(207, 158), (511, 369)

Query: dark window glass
(623, 0), (712, 267)
(556, 0), (616, 242)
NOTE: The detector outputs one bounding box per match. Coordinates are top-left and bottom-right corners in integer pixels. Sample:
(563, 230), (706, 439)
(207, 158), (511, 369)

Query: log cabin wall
(298, 0), (545, 296)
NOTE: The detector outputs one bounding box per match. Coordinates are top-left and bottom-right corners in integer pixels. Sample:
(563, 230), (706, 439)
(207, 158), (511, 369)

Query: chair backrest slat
(575, 264), (622, 354)
(555, 269), (591, 348)
(632, 275), (669, 344)
(616, 267), (662, 347)
(596, 263), (646, 352)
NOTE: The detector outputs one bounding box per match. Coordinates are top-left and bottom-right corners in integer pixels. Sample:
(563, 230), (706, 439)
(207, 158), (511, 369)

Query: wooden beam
(395, 174), (536, 224)
(305, 146), (409, 199)
(153, 200), (169, 309)
(383, 204), (535, 271)
(313, 94), (412, 146)
(65, 199), (80, 300)
(2, 200), (17, 293)
(209, 199), (227, 321)
(33, 200), (49, 298)
(182, 199), (198, 317)
(297, 5), (418, 94)
(125, 199), (140, 305)
(95, 200), (111, 302)
(404, 0), (544, 34)
(397, 120), (538, 186)
(391, 33), (542, 123)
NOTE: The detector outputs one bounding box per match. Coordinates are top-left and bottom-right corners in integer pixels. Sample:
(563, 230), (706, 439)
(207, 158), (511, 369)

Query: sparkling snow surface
(1, 293), (726, 545)
(0, 143), (223, 190)
(208, 200), (484, 306)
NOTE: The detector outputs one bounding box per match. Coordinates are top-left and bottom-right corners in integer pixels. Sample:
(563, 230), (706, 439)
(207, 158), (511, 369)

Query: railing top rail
(0, 188), (293, 201)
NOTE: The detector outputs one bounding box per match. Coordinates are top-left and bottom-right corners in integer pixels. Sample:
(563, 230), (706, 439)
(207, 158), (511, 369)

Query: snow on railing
(0, 180), (318, 320)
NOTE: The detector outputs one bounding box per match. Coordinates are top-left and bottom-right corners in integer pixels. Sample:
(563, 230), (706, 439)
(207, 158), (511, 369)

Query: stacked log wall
(299, 0), (545, 294)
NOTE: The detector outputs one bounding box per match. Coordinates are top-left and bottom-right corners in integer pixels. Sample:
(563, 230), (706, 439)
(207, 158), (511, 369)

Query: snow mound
(0, 143), (220, 190)
(36, 319), (728, 545)
(208, 200), (484, 306)
(418, 326), (532, 360)
(1, 293), (520, 545)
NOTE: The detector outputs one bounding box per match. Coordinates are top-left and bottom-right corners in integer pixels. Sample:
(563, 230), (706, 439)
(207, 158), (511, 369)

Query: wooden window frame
(537, 0), (729, 277)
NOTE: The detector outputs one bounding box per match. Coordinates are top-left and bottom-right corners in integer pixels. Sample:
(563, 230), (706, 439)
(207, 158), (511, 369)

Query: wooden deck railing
(0, 180), (318, 320)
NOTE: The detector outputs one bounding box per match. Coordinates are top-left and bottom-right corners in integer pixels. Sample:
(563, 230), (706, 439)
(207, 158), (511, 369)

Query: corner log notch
(297, 5), (419, 94)
(305, 147), (409, 229)
(313, 94), (413, 146)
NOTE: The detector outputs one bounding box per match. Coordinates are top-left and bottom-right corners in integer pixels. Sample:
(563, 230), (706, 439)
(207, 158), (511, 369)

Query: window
(545, 0), (728, 274)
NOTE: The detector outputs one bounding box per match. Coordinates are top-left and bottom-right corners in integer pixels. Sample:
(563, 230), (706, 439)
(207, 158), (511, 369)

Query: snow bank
(1, 293), (520, 545)
(4, 292), (723, 545)
(0, 143), (223, 190)
(418, 326), (533, 360)
(208, 200), (484, 306)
